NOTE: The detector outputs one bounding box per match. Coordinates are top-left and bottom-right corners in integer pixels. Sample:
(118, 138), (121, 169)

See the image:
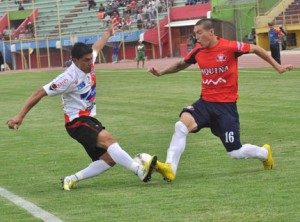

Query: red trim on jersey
(79, 109), (92, 118)
(184, 38), (250, 102)
(64, 113), (70, 123)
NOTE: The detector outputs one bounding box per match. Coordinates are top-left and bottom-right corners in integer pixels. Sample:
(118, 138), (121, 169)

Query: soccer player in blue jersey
(268, 22), (285, 64)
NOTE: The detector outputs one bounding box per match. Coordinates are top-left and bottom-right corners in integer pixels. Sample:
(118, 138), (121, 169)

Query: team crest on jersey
(216, 54), (226, 62)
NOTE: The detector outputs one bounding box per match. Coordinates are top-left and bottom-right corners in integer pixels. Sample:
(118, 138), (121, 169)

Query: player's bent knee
(97, 130), (116, 148)
(174, 121), (189, 134)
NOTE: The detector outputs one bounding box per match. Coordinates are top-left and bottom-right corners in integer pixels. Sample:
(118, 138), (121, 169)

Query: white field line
(0, 187), (63, 222)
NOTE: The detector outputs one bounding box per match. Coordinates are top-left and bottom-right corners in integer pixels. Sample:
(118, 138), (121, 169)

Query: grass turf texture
(0, 68), (300, 222)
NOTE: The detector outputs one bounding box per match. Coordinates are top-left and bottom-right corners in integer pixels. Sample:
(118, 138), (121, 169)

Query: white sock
(107, 143), (146, 179)
(166, 121), (189, 174)
(107, 142), (142, 175)
(228, 144), (268, 160)
(70, 159), (111, 182)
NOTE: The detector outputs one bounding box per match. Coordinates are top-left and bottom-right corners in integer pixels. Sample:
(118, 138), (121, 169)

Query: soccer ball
(133, 153), (152, 165)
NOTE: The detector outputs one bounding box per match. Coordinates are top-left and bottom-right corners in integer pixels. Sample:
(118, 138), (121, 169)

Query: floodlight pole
(56, 0), (64, 67)
(156, 8), (162, 58)
(167, 0), (173, 57)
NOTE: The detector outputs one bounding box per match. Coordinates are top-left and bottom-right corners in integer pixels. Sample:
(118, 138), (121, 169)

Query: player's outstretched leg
(107, 143), (157, 183)
(228, 144), (274, 170)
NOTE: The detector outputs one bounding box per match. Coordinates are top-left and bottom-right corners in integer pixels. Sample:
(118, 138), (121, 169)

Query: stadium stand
(0, 0), (175, 38)
(274, 0), (300, 25)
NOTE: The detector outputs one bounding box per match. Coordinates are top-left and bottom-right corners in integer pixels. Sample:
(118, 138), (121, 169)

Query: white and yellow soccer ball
(133, 153), (152, 165)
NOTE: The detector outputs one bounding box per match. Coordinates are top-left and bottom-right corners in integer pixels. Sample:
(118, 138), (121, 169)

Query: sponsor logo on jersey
(216, 54), (226, 62)
(202, 78), (227, 85)
(49, 78), (68, 90)
(77, 81), (86, 90)
(201, 65), (229, 75)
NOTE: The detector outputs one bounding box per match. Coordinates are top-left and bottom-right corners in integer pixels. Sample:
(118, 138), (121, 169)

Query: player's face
(73, 53), (93, 73)
(194, 25), (214, 48)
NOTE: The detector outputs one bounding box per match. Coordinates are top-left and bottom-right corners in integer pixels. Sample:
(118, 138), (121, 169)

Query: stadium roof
(164, 19), (200, 28)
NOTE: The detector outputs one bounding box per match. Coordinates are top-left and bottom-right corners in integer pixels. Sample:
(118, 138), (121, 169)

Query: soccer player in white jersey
(7, 23), (157, 190)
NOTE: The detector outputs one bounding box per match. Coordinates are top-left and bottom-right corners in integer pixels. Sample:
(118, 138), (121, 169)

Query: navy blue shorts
(180, 98), (242, 152)
(65, 116), (107, 161)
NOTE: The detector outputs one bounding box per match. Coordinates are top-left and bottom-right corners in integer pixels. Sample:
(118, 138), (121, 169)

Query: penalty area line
(0, 186), (63, 222)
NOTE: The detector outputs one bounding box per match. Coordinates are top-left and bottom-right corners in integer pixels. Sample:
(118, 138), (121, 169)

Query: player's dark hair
(195, 18), (222, 30)
(71, 42), (93, 59)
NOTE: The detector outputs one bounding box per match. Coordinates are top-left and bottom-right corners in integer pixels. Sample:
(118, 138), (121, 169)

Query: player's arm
(148, 59), (191, 77)
(92, 22), (118, 54)
(249, 44), (294, 73)
(277, 30), (286, 39)
(7, 88), (47, 130)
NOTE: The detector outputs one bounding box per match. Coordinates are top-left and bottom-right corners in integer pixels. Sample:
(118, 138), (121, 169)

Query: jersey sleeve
(184, 44), (202, 64)
(231, 41), (251, 58)
(92, 50), (98, 64)
(276, 29), (284, 36)
(43, 72), (74, 96)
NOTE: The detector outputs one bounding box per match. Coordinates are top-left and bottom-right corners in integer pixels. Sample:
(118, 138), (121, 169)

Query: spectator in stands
(88, 0), (97, 10)
(103, 13), (111, 27)
(144, 18), (152, 29)
(170, 0), (175, 7)
(124, 16), (132, 30)
(112, 44), (119, 63)
(98, 3), (106, 12)
(111, 11), (119, 21)
(136, 40), (145, 68)
(127, 1), (135, 14)
(3, 27), (10, 40)
(26, 21), (34, 37)
(18, 2), (24, 10)
(117, 17), (124, 29)
(185, 0), (196, 5)
(268, 22), (285, 64)
(105, 4), (111, 16)
(136, 13), (143, 29)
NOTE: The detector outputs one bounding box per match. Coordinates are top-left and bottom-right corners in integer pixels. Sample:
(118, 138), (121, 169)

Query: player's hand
(107, 22), (120, 36)
(148, 67), (162, 77)
(278, 64), (294, 74)
(7, 116), (23, 130)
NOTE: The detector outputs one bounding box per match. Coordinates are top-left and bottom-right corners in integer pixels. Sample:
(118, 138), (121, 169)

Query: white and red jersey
(43, 51), (98, 123)
(184, 38), (250, 102)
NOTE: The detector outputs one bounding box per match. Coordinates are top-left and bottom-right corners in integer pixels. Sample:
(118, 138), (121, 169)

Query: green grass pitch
(0, 68), (300, 222)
